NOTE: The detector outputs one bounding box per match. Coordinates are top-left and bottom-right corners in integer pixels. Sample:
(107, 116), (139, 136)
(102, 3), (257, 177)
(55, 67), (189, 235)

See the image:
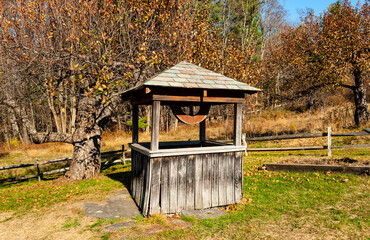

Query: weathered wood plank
(131, 150), (137, 202)
(202, 154), (211, 208)
(218, 154), (227, 206)
(194, 155), (203, 209)
(246, 131), (368, 142)
(160, 157), (170, 214)
(151, 100), (161, 151)
(233, 104), (242, 146)
(142, 155), (152, 215)
(186, 155), (195, 209)
(226, 152), (234, 205)
(211, 154), (219, 207)
(247, 146), (325, 151)
(169, 157), (178, 213)
(137, 154), (144, 208)
(177, 156), (187, 212)
(149, 158), (161, 215)
(234, 152), (243, 202)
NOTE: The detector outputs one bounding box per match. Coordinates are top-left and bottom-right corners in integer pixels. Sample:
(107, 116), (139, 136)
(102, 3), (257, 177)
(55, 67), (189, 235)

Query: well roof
(123, 61), (260, 95)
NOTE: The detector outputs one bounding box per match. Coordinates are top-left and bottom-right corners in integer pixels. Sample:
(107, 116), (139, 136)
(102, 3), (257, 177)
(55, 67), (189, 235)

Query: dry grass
(0, 103), (368, 176)
(0, 202), (99, 240)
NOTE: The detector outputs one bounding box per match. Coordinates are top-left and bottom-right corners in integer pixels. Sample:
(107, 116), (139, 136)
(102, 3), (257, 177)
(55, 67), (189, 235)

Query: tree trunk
(67, 130), (102, 180)
(65, 96), (103, 180)
(353, 68), (369, 126)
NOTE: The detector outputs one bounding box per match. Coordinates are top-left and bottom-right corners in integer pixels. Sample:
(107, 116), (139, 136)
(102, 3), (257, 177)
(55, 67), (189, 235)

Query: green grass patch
(0, 163), (131, 213)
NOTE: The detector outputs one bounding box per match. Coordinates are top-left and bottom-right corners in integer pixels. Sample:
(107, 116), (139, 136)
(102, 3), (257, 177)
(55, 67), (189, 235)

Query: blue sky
(282, 0), (365, 23)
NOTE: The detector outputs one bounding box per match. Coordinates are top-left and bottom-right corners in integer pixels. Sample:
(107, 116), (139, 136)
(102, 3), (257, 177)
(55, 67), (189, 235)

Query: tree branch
(30, 132), (72, 144)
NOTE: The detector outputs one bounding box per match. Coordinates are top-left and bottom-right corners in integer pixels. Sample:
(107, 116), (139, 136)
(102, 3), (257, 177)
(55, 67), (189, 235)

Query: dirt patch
(278, 157), (369, 166)
(0, 202), (97, 240)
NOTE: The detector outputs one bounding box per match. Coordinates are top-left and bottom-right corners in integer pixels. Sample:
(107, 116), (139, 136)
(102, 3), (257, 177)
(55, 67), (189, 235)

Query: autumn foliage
(261, 0), (369, 125)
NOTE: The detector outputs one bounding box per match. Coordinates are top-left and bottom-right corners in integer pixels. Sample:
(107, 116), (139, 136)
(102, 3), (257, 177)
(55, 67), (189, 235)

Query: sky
(282, 0), (365, 23)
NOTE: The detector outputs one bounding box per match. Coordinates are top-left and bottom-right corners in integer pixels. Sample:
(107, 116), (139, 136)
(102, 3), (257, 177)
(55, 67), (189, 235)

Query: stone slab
(181, 208), (227, 219)
(83, 190), (141, 219)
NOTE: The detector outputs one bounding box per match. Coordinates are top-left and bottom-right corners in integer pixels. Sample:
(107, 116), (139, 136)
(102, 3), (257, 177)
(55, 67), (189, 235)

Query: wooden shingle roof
(124, 61), (260, 94)
(140, 61), (260, 92)
(121, 61), (260, 105)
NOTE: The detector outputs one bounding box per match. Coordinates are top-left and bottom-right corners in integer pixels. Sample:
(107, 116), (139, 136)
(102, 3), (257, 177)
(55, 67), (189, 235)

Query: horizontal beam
(130, 143), (245, 158)
(152, 95), (244, 104)
(246, 131), (369, 141)
(247, 144), (370, 152)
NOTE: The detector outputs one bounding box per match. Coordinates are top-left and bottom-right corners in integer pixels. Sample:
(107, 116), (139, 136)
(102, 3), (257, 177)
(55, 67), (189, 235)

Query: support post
(122, 145), (126, 165)
(233, 103), (242, 146)
(36, 157), (41, 181)
(242, 133), (248, 156)
(151, 100), (161, 151)
(328, 126), (332, 157)
(132, 104), (139, 144)
(200, 120), (206, 143)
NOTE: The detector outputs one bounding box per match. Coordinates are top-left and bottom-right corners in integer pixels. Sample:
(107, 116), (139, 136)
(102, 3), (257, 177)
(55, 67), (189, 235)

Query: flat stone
(83, 190), (140, 219)
(169, 218), (192, 228)
(103, 221), (136, 231)
(181, 208), (227, 219)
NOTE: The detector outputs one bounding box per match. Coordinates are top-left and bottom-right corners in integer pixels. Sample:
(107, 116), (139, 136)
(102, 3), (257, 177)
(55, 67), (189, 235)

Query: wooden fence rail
(0, 145), (128, 182)
(243, 127), (370, 156)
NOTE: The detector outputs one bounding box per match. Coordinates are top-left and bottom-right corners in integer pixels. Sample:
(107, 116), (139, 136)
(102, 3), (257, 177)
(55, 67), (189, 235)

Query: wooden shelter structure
(121, 61), (260, 216)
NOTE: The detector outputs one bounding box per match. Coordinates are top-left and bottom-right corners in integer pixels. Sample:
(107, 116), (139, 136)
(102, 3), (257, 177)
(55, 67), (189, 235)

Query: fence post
(36, 157), (41, 181)
(242, 133), (248, 156)
(122, 145), (126, 165)
(328, 126), (332, 157)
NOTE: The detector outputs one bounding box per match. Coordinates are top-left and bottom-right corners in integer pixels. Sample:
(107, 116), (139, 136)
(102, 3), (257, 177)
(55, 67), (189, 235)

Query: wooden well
(121, 62), (259, 216)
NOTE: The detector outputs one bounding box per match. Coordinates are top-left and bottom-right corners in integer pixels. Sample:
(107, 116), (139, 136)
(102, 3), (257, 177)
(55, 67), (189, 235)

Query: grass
(1, 150), (368, 239)
(0, 103), (369, 239)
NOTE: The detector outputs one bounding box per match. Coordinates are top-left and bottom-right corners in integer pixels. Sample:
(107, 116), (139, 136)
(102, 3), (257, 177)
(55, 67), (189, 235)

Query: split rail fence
(0, 146), (128, 182)
(243, 127), (370, 156)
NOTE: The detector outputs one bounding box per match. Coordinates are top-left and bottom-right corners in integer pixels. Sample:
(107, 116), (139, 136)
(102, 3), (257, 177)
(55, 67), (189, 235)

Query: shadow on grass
(105, 169), (132, 193)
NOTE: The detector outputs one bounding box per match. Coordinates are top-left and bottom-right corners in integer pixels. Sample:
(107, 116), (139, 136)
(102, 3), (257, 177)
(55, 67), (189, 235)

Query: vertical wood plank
(200, 120), (206, 143)
(211, 154), (219, 207)
(234, 152), (243, 203)
(149, 158), (161, 215)
(226, 152), (235, 205)
(194, 155), (203, 209)
(218, 154), (227, 206)
(169, 157), (178, 213)
(177, 156), (187, 212)
(186, 155), (195, 209)
(151, 101), (161, 151)
(137, 154), (144, 208)
(132, 151), (139, 205)
(132, 104), (139, 143)
(130, 150), (135, 199)
(202, 154), (211, 208)
(142, 156), (152, 216)
(233, 104), (242, 146)
(160, 157), (170, 213)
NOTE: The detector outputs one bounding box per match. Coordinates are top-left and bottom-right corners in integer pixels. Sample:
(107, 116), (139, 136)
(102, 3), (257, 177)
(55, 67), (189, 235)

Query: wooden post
(36, 157), (41, 181)
(122, 145), (126, 165)
(242, 133), (248, 156)
(233, 104), (242, 146)
(151, 100), (160, 151)
(132, 104), (139, 144)
(200, 120), (206, 143)
(328, 126), (332, 157)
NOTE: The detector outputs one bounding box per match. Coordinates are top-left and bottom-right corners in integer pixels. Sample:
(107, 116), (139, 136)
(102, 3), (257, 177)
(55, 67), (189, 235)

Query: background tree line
(0, 0), (368, 180)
